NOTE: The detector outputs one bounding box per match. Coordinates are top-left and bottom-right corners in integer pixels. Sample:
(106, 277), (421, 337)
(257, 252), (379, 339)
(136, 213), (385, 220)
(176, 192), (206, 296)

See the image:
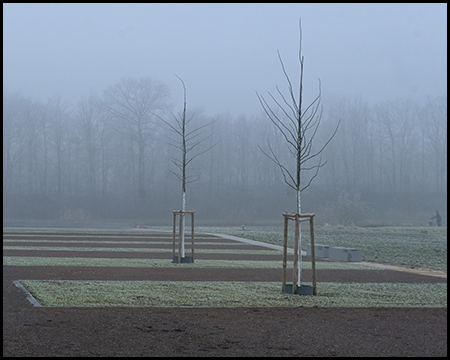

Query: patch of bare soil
(3, 284), (447, 357)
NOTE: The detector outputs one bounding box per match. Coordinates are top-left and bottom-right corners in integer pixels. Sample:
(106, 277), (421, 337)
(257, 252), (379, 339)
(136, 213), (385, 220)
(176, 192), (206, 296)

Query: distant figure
(430, 210), (442, 227)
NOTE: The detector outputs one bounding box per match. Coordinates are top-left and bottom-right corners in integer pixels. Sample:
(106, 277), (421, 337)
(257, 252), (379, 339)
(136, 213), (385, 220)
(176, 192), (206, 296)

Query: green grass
(3, 246), (281, 255)
(5, 226), (447, 308)
(3, 239), (246, 246)
(3, 256), (370, 269)
(20, 280), (447, 307)
(5, 225), (447, 270)
(3, 228), (170, 235)
(193, 226), (448, 271)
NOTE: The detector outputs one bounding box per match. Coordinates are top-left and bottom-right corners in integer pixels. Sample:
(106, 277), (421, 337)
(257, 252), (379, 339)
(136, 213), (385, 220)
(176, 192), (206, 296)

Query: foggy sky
(3, 3), (447, 117)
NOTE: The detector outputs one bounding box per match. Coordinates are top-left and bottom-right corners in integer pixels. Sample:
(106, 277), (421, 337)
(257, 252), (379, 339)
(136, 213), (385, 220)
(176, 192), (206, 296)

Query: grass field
(194, 225), (448, 271)
(4, 225), (447, 307)
(20, 280), (447, 308)
(3, 256), (370, 269)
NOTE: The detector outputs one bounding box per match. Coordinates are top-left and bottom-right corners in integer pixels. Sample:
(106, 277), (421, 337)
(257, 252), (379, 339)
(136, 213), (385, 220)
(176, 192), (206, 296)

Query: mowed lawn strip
(19, 280), (447, 308)
(3, 246), (283, 255)
(2, 232), (153, 236)
(3, 230), (218, 241)
(3, 240), (248, 246)
(3, 256), (370, 269)
(195, 226), (448, 271)
(6, 228), (446, 309)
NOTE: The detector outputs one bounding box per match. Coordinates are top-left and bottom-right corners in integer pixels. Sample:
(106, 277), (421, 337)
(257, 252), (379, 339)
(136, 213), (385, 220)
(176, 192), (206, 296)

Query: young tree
(256, 20), (339, 287)
(155, 75), (215, 258)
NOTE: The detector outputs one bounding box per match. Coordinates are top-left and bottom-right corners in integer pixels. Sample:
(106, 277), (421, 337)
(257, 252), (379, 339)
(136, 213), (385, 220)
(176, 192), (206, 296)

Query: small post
(172, 212), (176, 259)
(282, 215), (288, 292)
(310, 215), (317, 295)
(178, 211), (183, 263)
(293, 213), (299, 294)
(191, 211), (195, 263)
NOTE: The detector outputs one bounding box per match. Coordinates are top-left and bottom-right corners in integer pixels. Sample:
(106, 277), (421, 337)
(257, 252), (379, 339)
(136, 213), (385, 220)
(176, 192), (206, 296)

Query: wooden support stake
(178, 211), (183, 263)
(191, 212), (195, 263)
(310, 216), (317, 295)
(282, 212), (316, 295)
(172, 210), (195, 263)
(172, 212), (176, 259)
(293, 214), (299, 294)
(282, 215), (288, 292)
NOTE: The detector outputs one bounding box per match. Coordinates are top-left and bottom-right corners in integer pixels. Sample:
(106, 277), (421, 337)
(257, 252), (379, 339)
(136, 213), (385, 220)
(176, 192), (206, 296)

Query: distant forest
(3, 78), (447, 226)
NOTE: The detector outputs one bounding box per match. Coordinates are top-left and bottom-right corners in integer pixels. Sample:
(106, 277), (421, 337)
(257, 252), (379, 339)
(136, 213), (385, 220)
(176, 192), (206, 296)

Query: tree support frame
(282, 212), (317, 295)
(172, 210), (195, 263)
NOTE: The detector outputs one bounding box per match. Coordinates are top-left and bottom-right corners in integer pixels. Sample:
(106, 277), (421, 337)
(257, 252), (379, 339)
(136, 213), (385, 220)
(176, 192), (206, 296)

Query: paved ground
(3, 228), (447, 357)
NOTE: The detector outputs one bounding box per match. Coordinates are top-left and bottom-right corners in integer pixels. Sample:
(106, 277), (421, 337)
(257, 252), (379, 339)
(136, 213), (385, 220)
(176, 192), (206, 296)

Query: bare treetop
(256, 19), (340, 212)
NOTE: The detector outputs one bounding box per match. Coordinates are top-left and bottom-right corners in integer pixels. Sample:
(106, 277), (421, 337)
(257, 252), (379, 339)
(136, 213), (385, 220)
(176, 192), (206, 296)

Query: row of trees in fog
(320, 94), (447, 194)
(3, 78), (447, 224)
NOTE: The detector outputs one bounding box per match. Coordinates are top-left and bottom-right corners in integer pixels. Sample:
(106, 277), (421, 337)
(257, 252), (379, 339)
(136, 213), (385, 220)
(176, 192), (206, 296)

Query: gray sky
(3, 3), (447, 117)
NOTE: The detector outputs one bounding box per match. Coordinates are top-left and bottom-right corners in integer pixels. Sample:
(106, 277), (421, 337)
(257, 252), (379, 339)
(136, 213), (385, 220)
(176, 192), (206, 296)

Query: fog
(3, 3), (447, 226)
(3, 3), (447, 116)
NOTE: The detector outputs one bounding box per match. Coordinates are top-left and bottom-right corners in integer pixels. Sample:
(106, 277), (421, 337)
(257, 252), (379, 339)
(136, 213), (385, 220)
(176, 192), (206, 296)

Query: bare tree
(104, 77), (170, 198)
(75, 91), (105, 198)
(155, 75), (215, 258)
(3, 90), (24, 194)
(256, 20), (339, 287)
(47, 95), (71, 197)
(420, 95), (447, 193)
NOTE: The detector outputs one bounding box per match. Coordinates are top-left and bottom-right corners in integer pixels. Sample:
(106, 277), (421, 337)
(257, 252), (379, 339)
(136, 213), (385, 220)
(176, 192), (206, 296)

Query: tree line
(3, 78), (447, 225)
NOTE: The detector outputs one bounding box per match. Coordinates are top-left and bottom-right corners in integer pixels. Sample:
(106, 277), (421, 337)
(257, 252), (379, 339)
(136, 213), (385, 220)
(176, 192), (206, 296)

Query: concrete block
(306, 244), (330, 258)
(172, 256), (193, 263)
(283, 284), (314, 295)
(328, 247), (362, 262)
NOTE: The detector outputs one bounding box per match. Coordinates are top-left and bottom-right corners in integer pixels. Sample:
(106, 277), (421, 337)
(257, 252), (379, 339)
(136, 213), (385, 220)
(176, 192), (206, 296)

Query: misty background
(3, 3), (447, 226)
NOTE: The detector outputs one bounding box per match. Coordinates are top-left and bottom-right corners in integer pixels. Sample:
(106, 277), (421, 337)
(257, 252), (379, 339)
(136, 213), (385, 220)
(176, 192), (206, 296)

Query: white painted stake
(181, 192), (186, 258)
(297, 189), (302, 287)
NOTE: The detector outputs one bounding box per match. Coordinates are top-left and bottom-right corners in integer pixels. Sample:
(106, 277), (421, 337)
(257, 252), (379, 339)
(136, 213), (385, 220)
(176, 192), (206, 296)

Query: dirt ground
(3, 229), (447, 357)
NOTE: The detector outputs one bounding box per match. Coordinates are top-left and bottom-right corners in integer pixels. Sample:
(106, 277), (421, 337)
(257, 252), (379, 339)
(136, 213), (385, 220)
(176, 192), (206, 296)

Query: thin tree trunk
(181, 191), (186, 257)
(297, 188), (302, 286)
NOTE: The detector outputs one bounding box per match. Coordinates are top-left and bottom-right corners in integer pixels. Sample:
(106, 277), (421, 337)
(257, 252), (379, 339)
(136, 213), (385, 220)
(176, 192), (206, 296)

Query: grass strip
(19, 280), (447, 308)
(3, 233), (172, 238)
(195, 226), (448, 271)
(3, 240), (246, 246)
(7, 226), (446, 270)
(3, 256), (370, 269)
(3, 228), (170, 235)
(3, 246), (282, 255)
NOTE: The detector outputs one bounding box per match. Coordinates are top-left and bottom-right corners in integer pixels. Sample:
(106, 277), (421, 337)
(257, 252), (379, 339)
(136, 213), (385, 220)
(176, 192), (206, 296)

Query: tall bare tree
(256, 20), (339, 286)
(155, 75), (215, 257)
(3, 90), (24, 194)
(104, 77), (170, 198)
(420, 95), (447, 193)
(75, 92), (105, 198)
(47, 95), (71, 197)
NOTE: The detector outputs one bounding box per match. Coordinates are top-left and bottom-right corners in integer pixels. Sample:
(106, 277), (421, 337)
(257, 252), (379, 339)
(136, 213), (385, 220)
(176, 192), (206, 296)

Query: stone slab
(328, 247), (362, 262)
(306, 244), (330, 258)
